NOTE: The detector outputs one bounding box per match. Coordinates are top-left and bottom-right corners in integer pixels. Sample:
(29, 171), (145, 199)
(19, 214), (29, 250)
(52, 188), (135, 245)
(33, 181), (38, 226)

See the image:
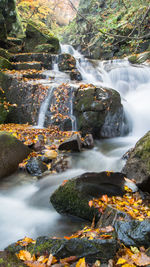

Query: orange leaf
(88, 200), (93, 207)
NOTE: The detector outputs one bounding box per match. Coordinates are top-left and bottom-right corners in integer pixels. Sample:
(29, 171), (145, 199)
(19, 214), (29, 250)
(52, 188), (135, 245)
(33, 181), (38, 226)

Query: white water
(0, 45), (150, 249)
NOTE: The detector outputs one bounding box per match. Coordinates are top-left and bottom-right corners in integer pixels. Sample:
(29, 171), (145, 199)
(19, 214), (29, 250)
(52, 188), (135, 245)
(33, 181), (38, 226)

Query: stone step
(12, 62), (43, 71)
(10, 53), (54, 69)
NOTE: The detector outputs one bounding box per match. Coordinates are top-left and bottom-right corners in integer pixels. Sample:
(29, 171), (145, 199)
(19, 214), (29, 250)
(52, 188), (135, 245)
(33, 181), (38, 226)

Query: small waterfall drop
(37, 86), (54, 128)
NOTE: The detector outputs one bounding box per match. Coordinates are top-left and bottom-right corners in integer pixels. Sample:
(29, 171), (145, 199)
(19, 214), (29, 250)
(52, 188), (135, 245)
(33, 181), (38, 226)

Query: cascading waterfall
(37, 86), (55, 128)
(0, 44), (150, 250)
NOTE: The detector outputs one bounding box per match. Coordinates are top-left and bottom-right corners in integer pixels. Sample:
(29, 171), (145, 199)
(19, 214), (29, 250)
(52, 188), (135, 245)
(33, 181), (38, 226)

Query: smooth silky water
(0, 45), (150, 249)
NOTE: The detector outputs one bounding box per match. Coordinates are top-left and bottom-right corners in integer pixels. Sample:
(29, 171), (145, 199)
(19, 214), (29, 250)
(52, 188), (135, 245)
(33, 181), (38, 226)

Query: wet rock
(74, 86), (126, 138)
(70, 69), (82, 81)
(11, 52), (53, 69)
(58, 134), (82, 152)
(6, 236), (119, 264)
(98, 205), (150, 247)
(0, 131), (31, 179)
(58, 53), (76, 71)
(50, 172), (137, 221)
(115, 218), (150, 248)
(12, 62), (42, 70)
(122, 131), (150, 193)
(82, 133), (94, 149)
(26, 157), (48, 177)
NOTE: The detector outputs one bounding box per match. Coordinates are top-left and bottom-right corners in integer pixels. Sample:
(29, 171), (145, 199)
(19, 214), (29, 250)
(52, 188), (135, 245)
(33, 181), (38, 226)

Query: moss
(133, 131), (150, 171)
(0, 48), (11, 60)
(34, 43), (54, 53)
(24, 22), (60, 53)
(50, 179), (98, 221)
(0, 56), (13, 70)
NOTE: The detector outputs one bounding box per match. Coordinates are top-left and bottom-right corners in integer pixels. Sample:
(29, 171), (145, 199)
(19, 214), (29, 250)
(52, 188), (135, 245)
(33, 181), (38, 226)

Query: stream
(0, 45), (150, 250)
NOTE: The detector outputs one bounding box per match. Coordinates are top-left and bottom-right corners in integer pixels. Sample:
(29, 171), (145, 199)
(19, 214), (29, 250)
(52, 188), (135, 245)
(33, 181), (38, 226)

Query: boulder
(0, 71), (42, 124)
(122, 131), (150, 193)
(6, 236), (119, 265)
(24, 22), (60, 53)
(74, 86), (126, 138)
(98, 205), (150, 248)
(0, 131), (31, 179)
(58, 53), (76, 71)
(58, 134), (82, 152)
(128, 52), (150, 64)
(0, 0), (23, 40)
(50, 172), (137, 221)
(26, 157), (48, 177)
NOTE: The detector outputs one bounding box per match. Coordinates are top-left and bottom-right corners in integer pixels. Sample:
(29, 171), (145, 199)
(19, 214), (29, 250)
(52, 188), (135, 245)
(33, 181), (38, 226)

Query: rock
(122, 131), (150, 193)
(0, 71), (42, 124)
(0, 56), (12, 69)
(50, 172), (137, 221)
(0, 0), (23, 40)
(26, 157), (48, 177)
(44, 150), (58, 159)
(115, 219), (150, 248)
(70, 69), (82, 81)
(11, 52), (53, 69)
(58, 134), (82, 152)
(6, 236), (119, 264)
(35, 43), (56, 53)
(97, 205), (150, 247)
(24, 22), (60, 53)
(82, 133), (94, 149)
(12, 62), (43, 70)
(74, 86), (126, 138)
(0, 131), (31, 179)
(128, 52), (150, 64)
(58, 53), (76, 71)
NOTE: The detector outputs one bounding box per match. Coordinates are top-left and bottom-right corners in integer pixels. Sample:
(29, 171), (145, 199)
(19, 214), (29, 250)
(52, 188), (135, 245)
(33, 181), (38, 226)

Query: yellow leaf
(16, 250), (33, 261)
(130, 246), (140, 254)
(76, 258), (86, 267)
(116, 258), (127, 265)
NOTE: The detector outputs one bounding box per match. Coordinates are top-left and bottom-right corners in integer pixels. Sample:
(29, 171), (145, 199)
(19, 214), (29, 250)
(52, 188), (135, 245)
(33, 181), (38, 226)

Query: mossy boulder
(0, 48), (11, 60)
(6, 235), (119, 264)
(24, 22), (60, 53)
(0, 0), (23, 41)
(122, 131), (150, 193)
(58, 53), (76, 71)
(128, 52), (150, 64)
(50, 172), (135, 221)
(0, 131), (31, 179)
(0, 56), (13, 69)
(74, 86), (126, 138)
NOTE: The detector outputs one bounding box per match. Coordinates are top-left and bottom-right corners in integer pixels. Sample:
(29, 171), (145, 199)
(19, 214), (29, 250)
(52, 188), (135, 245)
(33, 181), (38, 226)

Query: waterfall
(1, 44), (150, 250)
(37, 86), (54, 128)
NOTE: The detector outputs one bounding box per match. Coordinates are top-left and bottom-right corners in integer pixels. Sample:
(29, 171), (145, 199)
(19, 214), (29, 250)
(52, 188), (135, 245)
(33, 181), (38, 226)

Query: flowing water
(0, 45), (150, 249)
